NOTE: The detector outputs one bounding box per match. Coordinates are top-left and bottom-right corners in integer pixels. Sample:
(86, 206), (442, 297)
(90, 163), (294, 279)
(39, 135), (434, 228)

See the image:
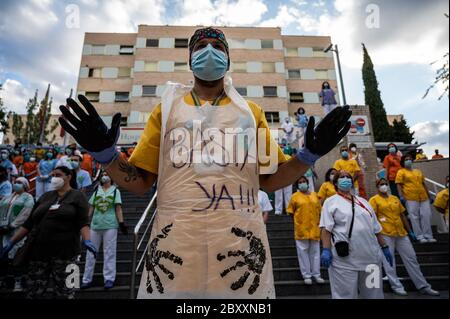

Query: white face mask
(379, 185), (389, 193)
(101, 176), (111, 184)
(50, 177), (65, 190)
(350, 147), (357, 152)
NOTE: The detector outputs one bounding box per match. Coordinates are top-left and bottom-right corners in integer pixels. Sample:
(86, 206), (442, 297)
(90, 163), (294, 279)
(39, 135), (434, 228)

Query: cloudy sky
(0, 0), (448, 155)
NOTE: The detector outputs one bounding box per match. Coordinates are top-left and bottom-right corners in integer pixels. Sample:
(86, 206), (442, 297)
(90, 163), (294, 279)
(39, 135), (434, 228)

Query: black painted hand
(58, 95), (121, 152)
(304, 105), (352, 156)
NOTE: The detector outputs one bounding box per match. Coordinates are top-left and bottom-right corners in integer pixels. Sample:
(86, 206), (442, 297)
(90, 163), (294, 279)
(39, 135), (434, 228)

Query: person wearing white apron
(320, 170), (394, 299)
(58, 27), (353, 299)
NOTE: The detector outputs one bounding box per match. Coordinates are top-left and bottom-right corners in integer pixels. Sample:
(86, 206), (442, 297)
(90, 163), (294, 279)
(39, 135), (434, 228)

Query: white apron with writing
(137, 77), (275, 299)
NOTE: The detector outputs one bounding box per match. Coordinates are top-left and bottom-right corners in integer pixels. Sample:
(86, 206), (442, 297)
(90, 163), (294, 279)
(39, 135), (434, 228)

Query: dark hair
(325, 168), (337, 182)
(321, 81), (331, 90)
(387, 143), (398, 152)
(0, 166), (7, 182)
(297, 107), (305, 114)
(400, 153), (413, 168)
(298, 176), (309, 185)
(340, 145), (348, 152)
(376, 178), (388, 187)
(54, 166), (78, 189)
(349, 143), (357, 149)
(332, 170), (354, 191)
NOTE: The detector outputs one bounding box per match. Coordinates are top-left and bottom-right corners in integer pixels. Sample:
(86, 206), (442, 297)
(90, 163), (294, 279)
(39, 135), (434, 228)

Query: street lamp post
(324, 44), (347, 106)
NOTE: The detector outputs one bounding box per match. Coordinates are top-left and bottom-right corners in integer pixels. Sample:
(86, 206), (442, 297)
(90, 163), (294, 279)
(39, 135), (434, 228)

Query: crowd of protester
(0, 141), (135, 298)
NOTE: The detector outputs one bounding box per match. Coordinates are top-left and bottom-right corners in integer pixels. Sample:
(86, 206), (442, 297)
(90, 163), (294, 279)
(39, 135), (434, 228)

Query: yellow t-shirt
(128, 94), (288, 175)
(434, 188), (449, 221)
(369, 194), (407, 237)
(395, 168), (428, 202)
(286, 191), (321, 241)
(317, 181), (336, 201)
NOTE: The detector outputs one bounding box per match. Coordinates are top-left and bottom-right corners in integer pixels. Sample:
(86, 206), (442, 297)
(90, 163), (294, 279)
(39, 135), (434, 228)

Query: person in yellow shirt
(318, 168), (337, 204)
(395, 154), (435, 243)
(415, 149), (428, 161)
(369, 178), (439, 297)
(58, 27), (352, 299)
(434, 176), (449, 228)
(333, 145), (361, 195)
(287, 176), (325, 285)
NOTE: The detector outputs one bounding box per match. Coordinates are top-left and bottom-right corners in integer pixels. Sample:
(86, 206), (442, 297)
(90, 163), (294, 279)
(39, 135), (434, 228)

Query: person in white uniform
(58, 27), (352, 299)
(281, 117), (295, 144)
(274, 184), (292, 215)
(258, 190), (272, 224)
(369, 178), (440, 297)
(320, 170), (394, 299)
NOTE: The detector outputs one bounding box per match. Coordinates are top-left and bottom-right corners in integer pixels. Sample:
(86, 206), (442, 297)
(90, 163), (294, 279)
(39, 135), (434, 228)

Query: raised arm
(59, 95), (156, 195)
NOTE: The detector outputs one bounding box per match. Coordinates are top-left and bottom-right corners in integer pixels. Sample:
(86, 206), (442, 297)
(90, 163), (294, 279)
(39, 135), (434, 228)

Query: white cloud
(412, 120), (449, 156)
(1, 79), (35, 114)
(259, 5), (298, 28)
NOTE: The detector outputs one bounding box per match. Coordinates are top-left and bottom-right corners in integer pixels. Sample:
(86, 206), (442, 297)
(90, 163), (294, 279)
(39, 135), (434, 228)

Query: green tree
(362, 43), (392, 142)
(23, 90), (40, 144)
(391, 118), (415, 144)
(11, 112), (24, 141)
(0, 84), (9, 135)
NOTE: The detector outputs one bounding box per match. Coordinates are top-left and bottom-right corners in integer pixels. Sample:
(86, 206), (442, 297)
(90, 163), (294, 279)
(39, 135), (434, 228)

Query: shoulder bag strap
(348, 195), (356, 239)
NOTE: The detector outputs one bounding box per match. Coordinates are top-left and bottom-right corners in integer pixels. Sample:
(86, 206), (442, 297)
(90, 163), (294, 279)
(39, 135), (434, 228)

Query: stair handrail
(425, 178), (446, 197)
(130, 190), (157, 299)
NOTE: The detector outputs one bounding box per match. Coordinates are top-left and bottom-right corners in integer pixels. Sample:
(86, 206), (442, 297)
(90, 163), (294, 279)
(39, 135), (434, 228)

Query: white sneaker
(426, 238), (437, 243)
(419, 238), (428, 244)
(420, 287), (440, 296)
(304, 278), (313, 285)
(314, 277), (325, 284)
(392, 287), (408, 296)
(13, 281), (23, 292)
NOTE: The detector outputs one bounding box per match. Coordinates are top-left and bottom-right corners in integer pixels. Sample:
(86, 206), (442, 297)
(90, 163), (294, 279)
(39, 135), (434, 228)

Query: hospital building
(76, 25), (338, 144)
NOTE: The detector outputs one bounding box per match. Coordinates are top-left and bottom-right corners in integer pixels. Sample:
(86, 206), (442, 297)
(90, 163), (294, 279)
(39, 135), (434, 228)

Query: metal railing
(130, 191), (157, 299)
(425, 177), (446, 197)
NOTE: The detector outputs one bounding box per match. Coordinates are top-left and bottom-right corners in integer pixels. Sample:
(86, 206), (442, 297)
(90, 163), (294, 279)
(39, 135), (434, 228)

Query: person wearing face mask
(0, 150), (16, 180)
(281, 117), (295, 144)
(23, 156), (38, 196)
(319, 170), (393, 299)
(383, 143), (402, 197)
(12, 150), (24, 172)
(369, 178), (440, 297)
(319, 81), (337, 114)
(0, 177), (34, 291)
(0, 166), (96, 299)
(81, 172), (126, 290)
(58, 26), (352, 299)
(0, 166), (13, 201)
(294, 107), (308, 147)
(287, 176), (325, 285)
(70, 153), (92, 193)
(36, 150), (56, 200)
(348, 143), (367, 199)
(34, 143), (45, 161)
(434, 176), (449, 229)
(318, 168), (337, 205)
(56, 146), (75, 169)
(395, 154), (436, 243)
(333, 146), (361, 195)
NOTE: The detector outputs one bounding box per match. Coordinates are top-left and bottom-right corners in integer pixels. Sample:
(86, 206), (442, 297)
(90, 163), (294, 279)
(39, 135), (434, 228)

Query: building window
(286, 48), (298, 57)
(85, 92), (100, 102)
(263, 86), (277, 97)
(145, 62), (158, 72)
(289, 92), (304, 103)
(175, 38), (189, 48)
(235, 87), (247, 96)
(261, 39), (274, 49)
(115, 92), (130, 102)
(119, 45), (134, 55)
(118, 67), (131, 77)
(265, 112), (280, 124)
(262, 62), (275, 73)
(174, 62), (189, 72)
(312, 48), (327, 57)
(230, 39), (246, 49)
(288, 69), (301, 79)
(231, 62), (246, 73)
(142, 85), (157, 96)
(146, 39), (159, 47)
(91, 45), (105, 55)
(120, 117), (128, 127)
(315, 69), (328, 79)
(88, 68), (102, 78)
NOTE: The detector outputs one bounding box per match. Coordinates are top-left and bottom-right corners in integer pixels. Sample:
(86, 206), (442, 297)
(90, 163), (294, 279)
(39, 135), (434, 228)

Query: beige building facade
(76, 25), (339, 144)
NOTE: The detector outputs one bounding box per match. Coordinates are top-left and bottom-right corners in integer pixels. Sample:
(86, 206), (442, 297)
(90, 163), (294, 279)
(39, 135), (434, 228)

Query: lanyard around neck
(190, 90), (226, 107)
